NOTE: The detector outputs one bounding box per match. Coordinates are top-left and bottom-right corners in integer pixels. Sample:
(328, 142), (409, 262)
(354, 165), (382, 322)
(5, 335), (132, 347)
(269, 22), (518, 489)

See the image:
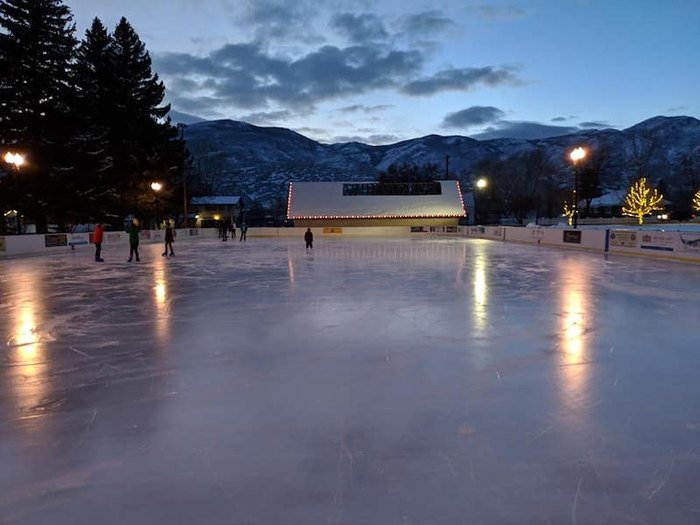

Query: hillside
(182, 116), (700, 206)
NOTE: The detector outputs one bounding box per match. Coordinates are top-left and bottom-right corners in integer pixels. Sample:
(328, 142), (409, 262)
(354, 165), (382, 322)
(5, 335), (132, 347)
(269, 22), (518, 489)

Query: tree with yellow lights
(563, 202), (574, 226)
(622, 177), (664, 225)
(693, 190), (700, 213)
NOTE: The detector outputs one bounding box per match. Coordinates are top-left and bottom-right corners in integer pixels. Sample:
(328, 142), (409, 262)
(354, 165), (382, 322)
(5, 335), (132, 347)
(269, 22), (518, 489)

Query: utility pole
(445, 155), (449, 180)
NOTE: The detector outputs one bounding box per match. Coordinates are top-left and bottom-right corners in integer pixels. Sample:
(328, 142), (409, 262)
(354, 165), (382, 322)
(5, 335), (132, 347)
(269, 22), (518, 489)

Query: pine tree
(69, 17), (115, 220)
(107, 17), (182, 220)
(0, 0), (77, 231)
(622, 177), (664, 225)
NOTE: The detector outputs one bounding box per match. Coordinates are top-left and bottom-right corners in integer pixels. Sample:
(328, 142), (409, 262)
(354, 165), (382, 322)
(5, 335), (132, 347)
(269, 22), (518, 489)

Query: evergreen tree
(0, 0), (77, 231)
(107, 17), (182, 220)
(69, 17), (114, 221)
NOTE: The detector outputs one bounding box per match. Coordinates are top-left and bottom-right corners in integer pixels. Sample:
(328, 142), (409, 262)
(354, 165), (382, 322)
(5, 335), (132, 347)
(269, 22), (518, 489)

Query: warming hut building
(287, 180), (466, 227)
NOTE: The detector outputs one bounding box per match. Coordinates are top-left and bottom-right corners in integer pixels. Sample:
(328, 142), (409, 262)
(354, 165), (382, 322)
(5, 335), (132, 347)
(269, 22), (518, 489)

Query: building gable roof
(287, 181), (465, 219)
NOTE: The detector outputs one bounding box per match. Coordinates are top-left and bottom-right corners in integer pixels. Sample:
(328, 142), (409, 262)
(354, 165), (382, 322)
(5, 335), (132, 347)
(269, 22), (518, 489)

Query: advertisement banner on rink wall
(0, 237), (5, 252)
(44, 234), (67, 247)
(562, 230), (582, 244)
(323, 227), (343, 234)
(640, 232), (674, 252)
(105, 232), (122, 243)
(68, 233), (89, 247)
(609, 231), (637, 247)
(679, 234), (700, 252)
(189, 229), (199, 236)
(140, 230), (151, 241)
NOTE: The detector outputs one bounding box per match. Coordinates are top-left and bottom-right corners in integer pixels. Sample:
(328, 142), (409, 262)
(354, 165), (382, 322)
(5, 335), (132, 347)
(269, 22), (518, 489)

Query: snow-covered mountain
(182, 116), (700, 205)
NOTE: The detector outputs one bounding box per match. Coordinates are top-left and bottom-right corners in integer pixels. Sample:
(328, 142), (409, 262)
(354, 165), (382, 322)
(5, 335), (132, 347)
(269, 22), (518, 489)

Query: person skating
(222, 221), (228, 242)
(127, 219), (141, 262)
(304, 228), (313, 250)
(163, 222), (175, 256)
(93, 222), (104, 262)
(239, 222), (247, 241)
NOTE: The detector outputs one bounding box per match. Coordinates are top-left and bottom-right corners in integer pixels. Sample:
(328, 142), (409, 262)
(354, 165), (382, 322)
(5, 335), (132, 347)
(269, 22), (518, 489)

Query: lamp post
(569, 147), (587, 229)
(151, 181), (163, 229)
(474, 178), (488, 224)
(177, 123), (189, 227)
(3, 151), (26, 233)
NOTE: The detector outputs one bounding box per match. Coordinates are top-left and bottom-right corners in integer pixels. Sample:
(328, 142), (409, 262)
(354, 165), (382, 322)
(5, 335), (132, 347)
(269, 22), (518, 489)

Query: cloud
(156, 41), (424, 111)
(330, 13), (389, 43)
(579, 121), (608, 128)
(442, 106), (505, 128)
(551, 116), (568, 122)
(471, 121), (581, 140)
(238, 110), (293, 125)
(238, 0), (321, 42)
(338, 104), (393, 113)
(398, 10), (454, 35)
(331, 133), (401, 145)
(402, 66), (521, 96)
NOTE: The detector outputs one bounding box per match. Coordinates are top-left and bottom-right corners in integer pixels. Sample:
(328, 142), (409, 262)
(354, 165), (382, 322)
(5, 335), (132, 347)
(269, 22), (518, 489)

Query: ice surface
(1, 237), (700, 524)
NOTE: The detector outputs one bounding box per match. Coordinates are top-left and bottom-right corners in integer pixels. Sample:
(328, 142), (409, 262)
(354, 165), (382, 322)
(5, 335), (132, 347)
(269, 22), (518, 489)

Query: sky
(66, 0), (700, 144)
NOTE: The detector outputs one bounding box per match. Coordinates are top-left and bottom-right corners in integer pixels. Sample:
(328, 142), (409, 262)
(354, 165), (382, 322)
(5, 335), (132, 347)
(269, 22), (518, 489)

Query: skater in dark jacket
(163, 223), (175, 256)
(239, 223), (247, 241)
(127, 219), (140, 262)
(304, 228), (313, 250)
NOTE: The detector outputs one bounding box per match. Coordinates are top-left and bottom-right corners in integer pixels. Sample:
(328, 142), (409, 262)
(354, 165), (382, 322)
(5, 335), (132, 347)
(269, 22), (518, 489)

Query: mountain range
(180, 116), (700, 207)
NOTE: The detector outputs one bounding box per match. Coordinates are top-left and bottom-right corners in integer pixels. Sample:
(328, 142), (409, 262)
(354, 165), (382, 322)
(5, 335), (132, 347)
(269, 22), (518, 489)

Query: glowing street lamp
(568, 147), (587, 228)
(3, 151), (26, 233)
(476, 178), (488, 190)
(4, 152), (25, 169)
(151, 181), (163, 229)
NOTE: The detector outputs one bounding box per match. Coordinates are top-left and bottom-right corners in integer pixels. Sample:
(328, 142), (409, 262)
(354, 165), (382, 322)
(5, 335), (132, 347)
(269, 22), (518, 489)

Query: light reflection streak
(6, 267), (49, 425)
(287, 250), (295, 288)
(470, 243), (489, 367)
(153, 257), (170, 344)
(558, 259), (592, 414)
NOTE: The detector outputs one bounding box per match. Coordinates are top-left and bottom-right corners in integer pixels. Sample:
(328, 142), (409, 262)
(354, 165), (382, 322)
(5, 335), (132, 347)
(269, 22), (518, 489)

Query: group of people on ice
(218, 219), (247, 242)
(91, 221), (314, 263)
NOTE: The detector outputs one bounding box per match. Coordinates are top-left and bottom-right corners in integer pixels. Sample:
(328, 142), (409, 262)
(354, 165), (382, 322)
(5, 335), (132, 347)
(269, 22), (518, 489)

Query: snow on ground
(1, 237), (700, 524)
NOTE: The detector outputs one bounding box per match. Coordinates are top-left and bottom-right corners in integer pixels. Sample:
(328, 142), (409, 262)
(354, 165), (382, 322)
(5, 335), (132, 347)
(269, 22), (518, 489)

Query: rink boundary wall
(248, 225), (700, 263)
(0, 228), (218, 258)
(2, 226), (699, 263)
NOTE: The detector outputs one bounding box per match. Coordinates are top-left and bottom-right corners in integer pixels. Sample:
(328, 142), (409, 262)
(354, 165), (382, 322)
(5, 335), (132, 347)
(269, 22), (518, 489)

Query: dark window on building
(342, 182), (442, 196)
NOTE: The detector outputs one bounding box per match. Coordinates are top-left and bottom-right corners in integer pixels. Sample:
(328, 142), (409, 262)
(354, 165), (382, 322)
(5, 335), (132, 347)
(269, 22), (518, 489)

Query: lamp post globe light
(3, 151), (26, 233)
(474, 178), (489, 224)
(151, 181), (163, 229)
(569, 147), (587, 229)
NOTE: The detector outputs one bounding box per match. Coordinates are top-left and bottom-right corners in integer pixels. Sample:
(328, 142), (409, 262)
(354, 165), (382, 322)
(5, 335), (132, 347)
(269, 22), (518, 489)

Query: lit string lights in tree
(693, 190), (700, 213)
(621, 177), (664, 225)
(563, 202), (574, 226)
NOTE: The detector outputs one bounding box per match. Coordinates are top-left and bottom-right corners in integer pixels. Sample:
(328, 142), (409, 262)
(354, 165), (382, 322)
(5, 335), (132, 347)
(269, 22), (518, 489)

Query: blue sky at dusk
(67, 0), (700, 144)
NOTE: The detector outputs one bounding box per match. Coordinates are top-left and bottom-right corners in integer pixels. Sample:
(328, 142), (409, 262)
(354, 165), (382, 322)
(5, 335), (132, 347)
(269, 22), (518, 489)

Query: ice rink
(1, 236), (700, 524)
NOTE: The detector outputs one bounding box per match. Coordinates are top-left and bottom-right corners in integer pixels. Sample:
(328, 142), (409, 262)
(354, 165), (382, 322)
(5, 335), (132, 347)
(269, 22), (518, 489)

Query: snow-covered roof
(287, 181), (466, 219)
(190, 196), (241, 205)
(589, 191), (626, 208)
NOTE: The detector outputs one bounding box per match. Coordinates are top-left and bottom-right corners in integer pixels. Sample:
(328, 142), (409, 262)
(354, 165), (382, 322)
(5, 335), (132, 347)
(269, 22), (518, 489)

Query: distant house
(190, 196), (244, 227)
(586, 191), (626, 217)
(287, 181), (466, 227)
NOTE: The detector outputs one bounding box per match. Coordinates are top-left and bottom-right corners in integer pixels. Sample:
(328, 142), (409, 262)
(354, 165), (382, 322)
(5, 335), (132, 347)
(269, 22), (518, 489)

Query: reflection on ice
(558, 258), (592, 413)
(153, 255), (170, 344)
(5, 266), (50, 425)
